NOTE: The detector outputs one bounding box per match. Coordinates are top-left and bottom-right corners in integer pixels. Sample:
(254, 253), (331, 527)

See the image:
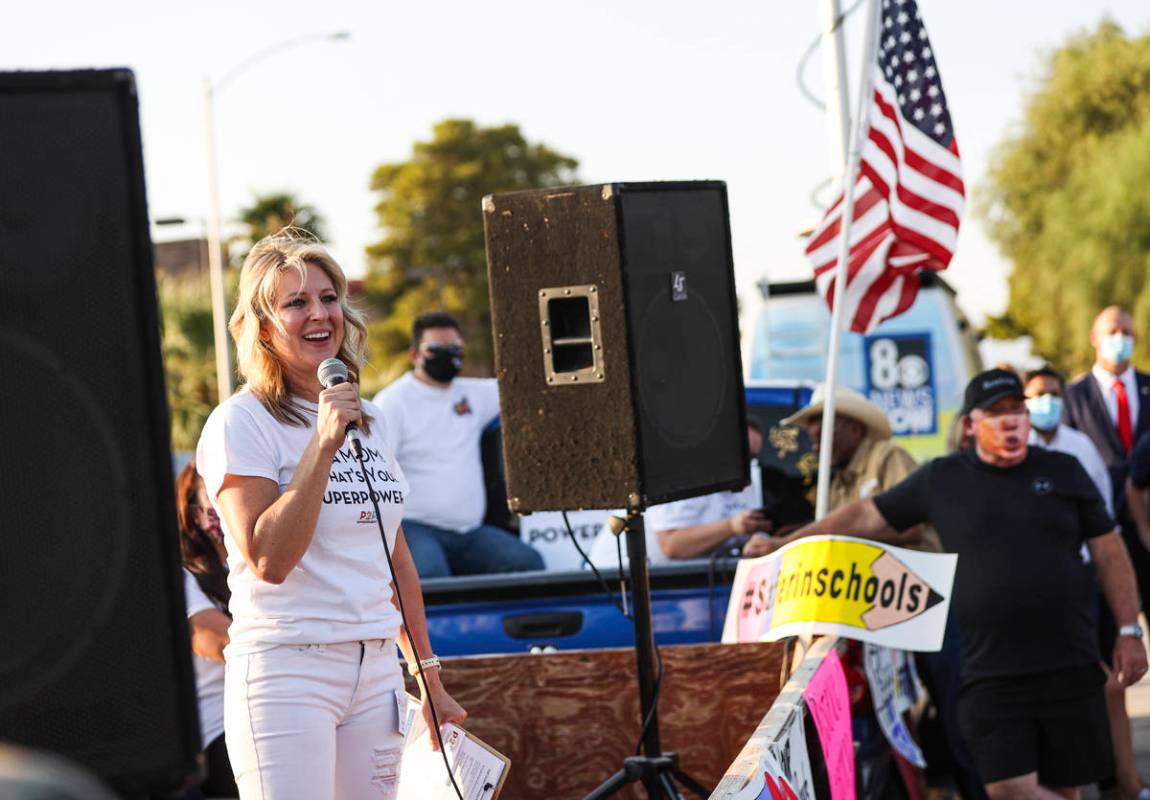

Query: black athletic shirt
(873, 447), (1114, 684)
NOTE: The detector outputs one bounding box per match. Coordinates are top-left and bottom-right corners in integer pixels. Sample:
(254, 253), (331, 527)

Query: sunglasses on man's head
(422, 344), (463, 357)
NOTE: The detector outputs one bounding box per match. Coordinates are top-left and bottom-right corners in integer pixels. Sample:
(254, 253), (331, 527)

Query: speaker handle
(539, 284), (606, 386)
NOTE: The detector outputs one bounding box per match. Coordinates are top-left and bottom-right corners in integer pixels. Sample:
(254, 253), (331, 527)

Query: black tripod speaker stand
(584, 513), (711, 800)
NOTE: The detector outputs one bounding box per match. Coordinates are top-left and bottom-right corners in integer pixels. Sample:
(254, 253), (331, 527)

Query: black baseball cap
(962, 368), (1024, 415)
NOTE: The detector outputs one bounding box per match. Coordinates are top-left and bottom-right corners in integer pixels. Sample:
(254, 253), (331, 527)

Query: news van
(745, 273), (983, 460)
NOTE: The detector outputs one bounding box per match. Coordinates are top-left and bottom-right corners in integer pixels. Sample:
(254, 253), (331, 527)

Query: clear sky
(5, 0), (1148, 327)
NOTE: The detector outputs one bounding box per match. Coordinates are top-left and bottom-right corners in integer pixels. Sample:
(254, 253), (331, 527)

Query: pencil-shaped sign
(722, 537), (956, 652)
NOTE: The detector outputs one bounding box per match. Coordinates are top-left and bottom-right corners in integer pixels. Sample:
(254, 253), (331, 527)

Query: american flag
(804, 0), (964, 334)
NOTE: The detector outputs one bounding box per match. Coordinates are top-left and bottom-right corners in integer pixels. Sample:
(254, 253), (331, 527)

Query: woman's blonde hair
(230, 229), (372, 430)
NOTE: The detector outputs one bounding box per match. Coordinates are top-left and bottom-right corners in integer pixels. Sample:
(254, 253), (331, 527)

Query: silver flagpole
(814, 0), (882, 520)
(819, 0), (852, 174)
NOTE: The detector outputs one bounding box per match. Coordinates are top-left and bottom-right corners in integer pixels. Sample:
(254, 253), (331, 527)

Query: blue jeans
(402, 519), (544, 578)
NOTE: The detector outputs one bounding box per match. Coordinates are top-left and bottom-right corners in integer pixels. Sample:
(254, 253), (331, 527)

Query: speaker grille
(0, 70), (199, 792)
(633, 289), (727, 448)
(0, 334), (129, 704)
(619, 185), (748, 504)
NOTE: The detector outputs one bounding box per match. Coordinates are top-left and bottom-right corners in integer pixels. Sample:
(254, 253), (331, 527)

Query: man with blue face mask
(1066, 306), (1150, 477)
(1065, 307), (1150, 562)
(1025, 366), (1113, 518)
(1065, 307), (1150, 581)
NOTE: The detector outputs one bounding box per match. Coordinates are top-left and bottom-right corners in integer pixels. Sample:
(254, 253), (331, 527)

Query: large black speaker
(483, 181), (749, 513)
(0, 70), (199, 794)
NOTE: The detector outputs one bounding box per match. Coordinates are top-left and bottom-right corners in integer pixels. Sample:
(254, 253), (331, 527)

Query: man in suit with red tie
(1065, 306), (1150, 550)
(1065, 305), (1150, 800)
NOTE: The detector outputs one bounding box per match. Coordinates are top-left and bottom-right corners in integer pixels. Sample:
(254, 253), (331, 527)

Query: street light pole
(202, 31), (350, 402)
(202, 78), (232, 404)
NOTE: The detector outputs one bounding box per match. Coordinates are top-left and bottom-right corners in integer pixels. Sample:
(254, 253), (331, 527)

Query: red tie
(1114, 379), (1133, 454)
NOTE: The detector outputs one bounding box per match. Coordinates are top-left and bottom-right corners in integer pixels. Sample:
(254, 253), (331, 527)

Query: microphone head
(317, 358), (349, 389)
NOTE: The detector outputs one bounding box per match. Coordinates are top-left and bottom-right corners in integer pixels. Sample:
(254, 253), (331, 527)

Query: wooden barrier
(407, 642), (786, 799)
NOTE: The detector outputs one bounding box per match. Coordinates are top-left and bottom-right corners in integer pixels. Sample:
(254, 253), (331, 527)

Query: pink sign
(802, 649), (855, 800)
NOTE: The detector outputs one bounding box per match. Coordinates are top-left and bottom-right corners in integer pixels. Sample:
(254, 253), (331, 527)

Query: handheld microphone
(316, 357), (364, 459)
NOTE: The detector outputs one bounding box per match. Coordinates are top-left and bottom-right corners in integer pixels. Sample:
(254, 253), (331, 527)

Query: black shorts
(958, 668), (1111, 787)
(1097, 589), (1117, 668)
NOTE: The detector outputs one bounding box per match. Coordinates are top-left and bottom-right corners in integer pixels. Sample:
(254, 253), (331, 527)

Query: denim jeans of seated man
(402, 519), (544, 578)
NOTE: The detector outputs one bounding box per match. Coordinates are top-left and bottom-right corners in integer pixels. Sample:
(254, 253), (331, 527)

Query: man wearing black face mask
(373, 312), (544, 578)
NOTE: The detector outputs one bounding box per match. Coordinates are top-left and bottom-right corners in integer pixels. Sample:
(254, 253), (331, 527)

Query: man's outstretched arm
(743, 498), (899, 557)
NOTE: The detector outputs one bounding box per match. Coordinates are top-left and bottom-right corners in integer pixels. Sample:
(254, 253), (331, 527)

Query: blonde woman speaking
(196, 231), (465, 799)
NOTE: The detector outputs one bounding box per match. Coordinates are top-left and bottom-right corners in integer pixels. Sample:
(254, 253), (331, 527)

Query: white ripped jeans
(225, 639), (406, 800)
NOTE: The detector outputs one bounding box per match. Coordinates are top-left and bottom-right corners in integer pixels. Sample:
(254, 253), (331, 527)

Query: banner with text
(518, 509), (611, 571)
(722, 536), (956, 651)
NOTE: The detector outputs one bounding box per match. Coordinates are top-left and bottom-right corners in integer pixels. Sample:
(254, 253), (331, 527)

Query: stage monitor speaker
(0, 70), (200, 794)
(483, 181), (749, 513)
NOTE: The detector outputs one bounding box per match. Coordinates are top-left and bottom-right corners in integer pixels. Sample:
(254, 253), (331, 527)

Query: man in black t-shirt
(774, 368), (1147, 799)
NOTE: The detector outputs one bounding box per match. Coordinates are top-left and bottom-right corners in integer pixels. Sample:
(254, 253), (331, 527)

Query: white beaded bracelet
(407, 655), (441, 676)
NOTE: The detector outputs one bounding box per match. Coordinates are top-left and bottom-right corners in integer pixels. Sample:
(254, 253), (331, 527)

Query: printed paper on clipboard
(397, 693), (510, 800)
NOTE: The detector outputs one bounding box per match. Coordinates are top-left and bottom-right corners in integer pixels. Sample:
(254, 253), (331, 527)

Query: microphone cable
(562, 511), (630, 619)
(706, 547), (741, 642)
(355, 447), (465, 800)
(315, 357), (463, 799)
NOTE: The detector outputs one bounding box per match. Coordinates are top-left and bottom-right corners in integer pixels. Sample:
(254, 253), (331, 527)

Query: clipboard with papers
(397, 693), (510, 800)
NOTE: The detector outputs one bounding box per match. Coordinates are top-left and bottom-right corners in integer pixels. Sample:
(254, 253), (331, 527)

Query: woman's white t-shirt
(196, 389), (407, 656)
(183, 570), (225, 748)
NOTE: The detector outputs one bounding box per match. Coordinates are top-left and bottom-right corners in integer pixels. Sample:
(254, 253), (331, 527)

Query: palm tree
(233, 192), (328, 265)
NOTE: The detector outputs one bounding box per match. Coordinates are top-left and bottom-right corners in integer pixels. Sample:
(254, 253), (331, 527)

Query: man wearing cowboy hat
(744, 384), (939, 555)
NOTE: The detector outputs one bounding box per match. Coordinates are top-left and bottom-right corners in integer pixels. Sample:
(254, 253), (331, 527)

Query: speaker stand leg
(583, 514), (715, 800)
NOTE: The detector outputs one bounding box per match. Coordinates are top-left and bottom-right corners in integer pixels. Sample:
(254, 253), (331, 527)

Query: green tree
(158, 275), (218, 451)
(978, 21), (1150, 374)
(363, 119), (579, 389)
(234, 191), (328, 265)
